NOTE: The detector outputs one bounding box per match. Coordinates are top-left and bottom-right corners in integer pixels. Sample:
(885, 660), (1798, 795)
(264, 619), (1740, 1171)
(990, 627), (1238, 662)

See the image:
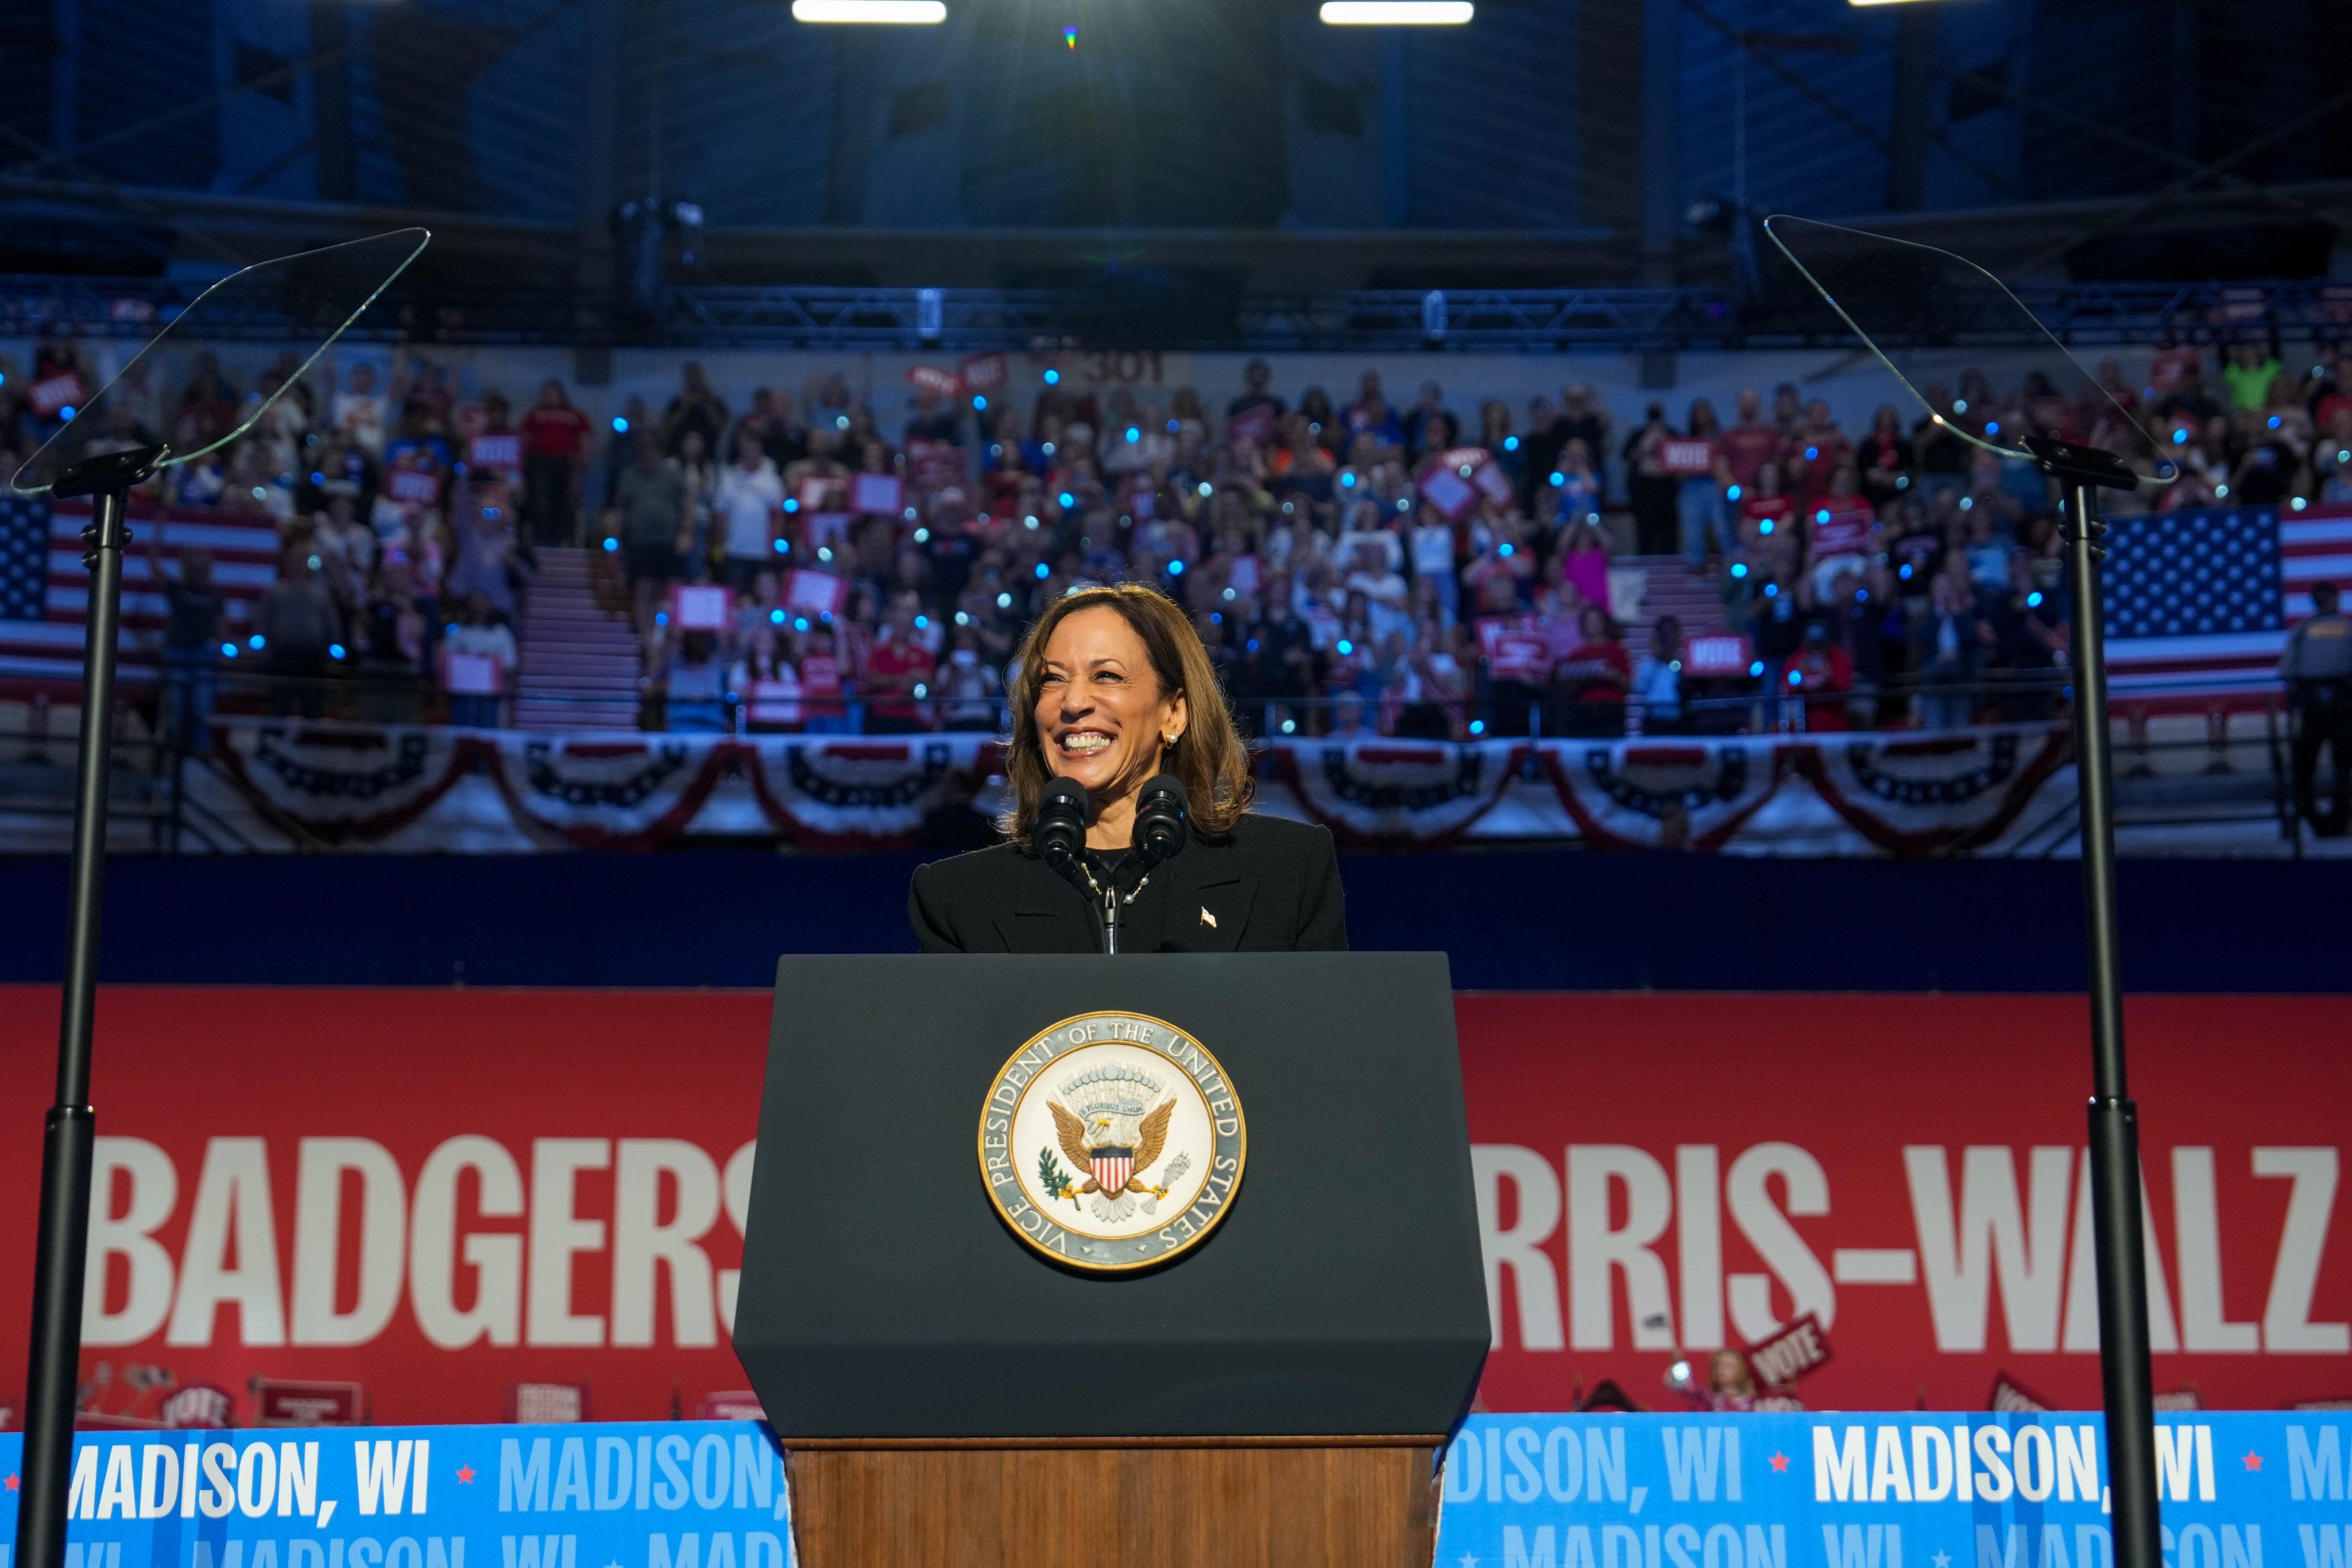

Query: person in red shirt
(1471, 572), (1557, 737)
(520, 379), (594, 547)
(798, 622), (850, 733)
(1738, 461), (1797, 552)
(1789, 621), (1854, 731)
(1718, 388), (1782, 495)
(1782, 400), (1852, 506)
(1551, 604), (1631, 738)
(862, 591), (937, 734)
(1805, 464), (1880, 599)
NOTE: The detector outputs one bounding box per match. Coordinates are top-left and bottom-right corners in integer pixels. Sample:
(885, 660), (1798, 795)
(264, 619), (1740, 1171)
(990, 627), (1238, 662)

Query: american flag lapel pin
(1199, 906), (1217, 929)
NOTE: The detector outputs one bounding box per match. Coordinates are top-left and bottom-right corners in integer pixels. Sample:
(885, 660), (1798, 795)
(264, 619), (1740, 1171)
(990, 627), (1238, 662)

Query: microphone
(1034, 775), (1089, 881)
(1133, 773), (1189, 868)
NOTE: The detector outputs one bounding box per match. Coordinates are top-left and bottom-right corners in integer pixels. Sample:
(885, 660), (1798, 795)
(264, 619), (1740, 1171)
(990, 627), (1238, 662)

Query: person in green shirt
(605, 431), (691, 643)
(2224, 340), (2285, 414)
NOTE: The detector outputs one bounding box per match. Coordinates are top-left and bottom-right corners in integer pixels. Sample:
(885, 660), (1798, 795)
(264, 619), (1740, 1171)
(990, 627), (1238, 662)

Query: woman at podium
(911, 583), (1347, 953)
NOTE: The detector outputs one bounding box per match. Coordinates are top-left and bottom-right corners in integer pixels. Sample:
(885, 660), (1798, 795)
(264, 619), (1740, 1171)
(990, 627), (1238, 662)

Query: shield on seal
(1090, 1146), (1134, 1196)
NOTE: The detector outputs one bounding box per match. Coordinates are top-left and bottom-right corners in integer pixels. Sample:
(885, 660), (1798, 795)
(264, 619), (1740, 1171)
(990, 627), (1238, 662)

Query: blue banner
(1434, 1415), (2352, 1568)
(4, 1414), (2349, 1568)
(0, 1424), (794, 1568)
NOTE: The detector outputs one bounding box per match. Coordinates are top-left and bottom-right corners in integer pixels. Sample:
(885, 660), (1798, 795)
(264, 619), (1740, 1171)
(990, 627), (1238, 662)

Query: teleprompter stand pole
(17, 444), (164, 1568)
(2026, 436), (2160, 1568)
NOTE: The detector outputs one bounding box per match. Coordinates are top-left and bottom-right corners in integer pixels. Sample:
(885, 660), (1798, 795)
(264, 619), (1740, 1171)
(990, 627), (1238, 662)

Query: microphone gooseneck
(1133, 773), (1190, 868)
(1034, 776), (1089, 881)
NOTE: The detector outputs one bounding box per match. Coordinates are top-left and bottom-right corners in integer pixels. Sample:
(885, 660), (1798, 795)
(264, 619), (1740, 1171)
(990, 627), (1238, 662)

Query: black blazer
(909, 811), (1348, 953)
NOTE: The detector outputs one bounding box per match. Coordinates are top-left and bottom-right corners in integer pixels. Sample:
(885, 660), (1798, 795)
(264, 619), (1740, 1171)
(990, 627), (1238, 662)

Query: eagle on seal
(1050, 1097), (1176, 1222)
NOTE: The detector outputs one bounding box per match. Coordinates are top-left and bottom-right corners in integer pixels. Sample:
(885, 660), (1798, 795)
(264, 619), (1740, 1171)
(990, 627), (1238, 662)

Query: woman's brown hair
(1001, 583), (1253, 847)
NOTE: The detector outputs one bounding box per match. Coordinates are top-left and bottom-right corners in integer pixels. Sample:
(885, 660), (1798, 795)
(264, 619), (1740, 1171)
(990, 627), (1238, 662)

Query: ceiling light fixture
(791, 0), (946, 22)
(1319, 1), (1474, 23)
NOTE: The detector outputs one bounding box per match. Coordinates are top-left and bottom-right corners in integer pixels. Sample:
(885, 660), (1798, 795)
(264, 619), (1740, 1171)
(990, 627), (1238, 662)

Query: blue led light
(1763, 583), (1779, 597)
(1126, 427), (1140, 443)
(997, 592), (1013, 609)
(249, 634), (266, 651)
(1748, 660), (1765, 677)
(1503, 436), (1519, 451)
(773, 539), (788, 553)
(60, 405), (76, 421)
(1336, 639), (1353, 656)
(784, 498), (799, 512)
(603, 537), (620, 552)
(1340, 472), (1356, 487)
(2270, 415), (2282, 430)
(1167, 420), (1180, 433)
(973, 395), (988, 411)
(1816, 509), (1830, 523)
(1550, 471), (1566, 486)
(1857, 589), (1869, 602)
(1805, 446), (1819, 461)
(794, 617), (810, 632)
(1499, 543), (1515, 557)
(1985, 422), (2000, 436)
(221, 642), (238, 659)
(2028, 591), (2044, 608)
(311, 472), (326, 486)
(1043, 370), (1061, 385)
(771, 609), (786, 624)
(1788, 669), (1803, 687)
(1761, 520), (1774, 535)
(1058, 492), (1075, 508)
(1726, 485), (1742, 501)
(328, 643), (347, 660)
(1210, 612), (1223, 626)
(654, 611), (668, 626)
(1035, 562), (1050, 579)
(1468, 720), (1486, 736)
(612, 416), (629, 433)
(1168, 559), (1185, 575)
(1900, 563), (1913, 579)
(2173, 428), (2189, 443)
(1730, 562), (1749, 578)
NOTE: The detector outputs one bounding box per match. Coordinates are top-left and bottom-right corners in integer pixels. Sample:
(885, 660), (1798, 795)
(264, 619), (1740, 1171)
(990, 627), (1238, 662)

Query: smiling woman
(908, 584), (1347, 953)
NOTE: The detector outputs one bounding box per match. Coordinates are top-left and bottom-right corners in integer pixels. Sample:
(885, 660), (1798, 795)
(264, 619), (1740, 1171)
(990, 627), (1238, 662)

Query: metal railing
(6, 273), (2349, 351)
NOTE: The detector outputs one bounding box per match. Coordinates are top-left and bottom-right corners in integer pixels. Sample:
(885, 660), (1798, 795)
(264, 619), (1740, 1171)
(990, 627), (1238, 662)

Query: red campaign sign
(671, 583), (733, 632)
(957, 354), (1008, 393)
(30, 372), (87, 417)
(0, 989), (2345, 1425)
(850, 471), (906, 517)
(1682, 633), (1753, 677)
(783, 568), (848, 618)
(1419, 466), (1479, 522)
(1661, 438), (1719, 477)
(1743, 1310), (1832, 1387)
(1225, 405), (1279, 447)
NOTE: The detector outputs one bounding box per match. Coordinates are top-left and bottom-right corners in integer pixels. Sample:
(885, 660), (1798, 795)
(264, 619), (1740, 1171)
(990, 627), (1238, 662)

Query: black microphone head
(1034, 775), (1090, 874)
(1133, 773), (1190, 865)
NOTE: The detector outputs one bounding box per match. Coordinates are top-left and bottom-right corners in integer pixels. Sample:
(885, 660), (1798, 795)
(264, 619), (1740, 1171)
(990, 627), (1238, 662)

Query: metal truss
(6, 273), (2349, 353)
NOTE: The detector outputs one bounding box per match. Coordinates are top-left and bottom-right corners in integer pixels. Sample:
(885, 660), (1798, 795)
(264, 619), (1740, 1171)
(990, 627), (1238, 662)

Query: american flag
(2103, 501), (2352, 704)
(0, 496), (283, 689)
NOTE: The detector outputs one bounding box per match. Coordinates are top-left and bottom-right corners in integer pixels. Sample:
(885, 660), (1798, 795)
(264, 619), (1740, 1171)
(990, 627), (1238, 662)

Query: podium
(736, 953), (1489, 1568)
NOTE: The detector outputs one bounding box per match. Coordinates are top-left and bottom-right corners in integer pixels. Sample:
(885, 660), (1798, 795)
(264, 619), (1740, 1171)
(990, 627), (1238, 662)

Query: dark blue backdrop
(0, 851), (2339, 991)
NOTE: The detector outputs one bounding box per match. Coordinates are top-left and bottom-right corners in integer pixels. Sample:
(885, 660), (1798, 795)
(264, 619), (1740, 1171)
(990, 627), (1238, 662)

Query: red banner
(0, 989), (2343, 1426)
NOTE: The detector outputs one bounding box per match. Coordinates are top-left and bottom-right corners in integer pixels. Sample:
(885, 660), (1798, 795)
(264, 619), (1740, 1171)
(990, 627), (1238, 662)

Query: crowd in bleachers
(5, 329), (2345, 738)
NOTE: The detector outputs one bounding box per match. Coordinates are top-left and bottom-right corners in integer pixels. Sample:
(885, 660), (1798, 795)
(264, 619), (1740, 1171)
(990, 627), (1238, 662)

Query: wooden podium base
(782, 1435), (1444, 1568)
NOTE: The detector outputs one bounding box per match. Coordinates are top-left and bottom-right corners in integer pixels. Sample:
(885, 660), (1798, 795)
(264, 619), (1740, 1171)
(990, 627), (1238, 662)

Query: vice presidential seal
(977, 1010), (1245, 1272)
